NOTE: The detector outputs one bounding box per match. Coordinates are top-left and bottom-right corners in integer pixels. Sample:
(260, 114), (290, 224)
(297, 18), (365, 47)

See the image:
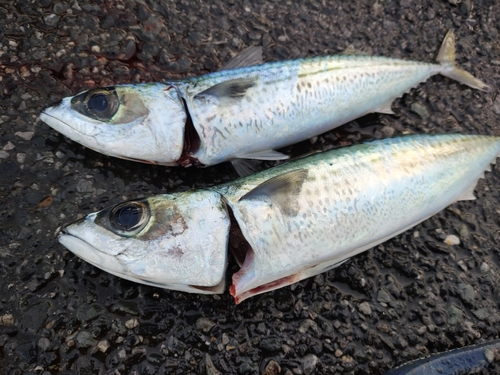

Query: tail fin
(437, 30), (490, 91)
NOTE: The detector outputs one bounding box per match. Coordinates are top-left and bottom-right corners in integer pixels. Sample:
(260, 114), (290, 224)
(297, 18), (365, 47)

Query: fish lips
(58, 224), (131, 279)
(40, 104), (102, 143)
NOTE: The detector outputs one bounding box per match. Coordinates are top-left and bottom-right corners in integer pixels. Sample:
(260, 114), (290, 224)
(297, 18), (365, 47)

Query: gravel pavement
(1, 1), (500, 374)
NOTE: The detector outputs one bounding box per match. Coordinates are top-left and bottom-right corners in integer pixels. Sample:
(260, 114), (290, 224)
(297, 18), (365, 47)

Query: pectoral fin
(240, 169), (308, 216)
(231, 150), (289, 176)
(221, 46), (263, 70)
(231, 159), (261, 177)
(194, 77), (257, 103)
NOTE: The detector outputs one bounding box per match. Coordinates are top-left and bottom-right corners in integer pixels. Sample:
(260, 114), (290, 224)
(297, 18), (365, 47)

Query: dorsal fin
(239, 169), (308, 216)
(221, 46), (263, 70)
(194, 77), (257, 102)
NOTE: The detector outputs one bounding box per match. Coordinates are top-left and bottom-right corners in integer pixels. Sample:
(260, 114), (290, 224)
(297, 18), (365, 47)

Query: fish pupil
(111, 205), (142, 230)
(88, 94), (109, 112)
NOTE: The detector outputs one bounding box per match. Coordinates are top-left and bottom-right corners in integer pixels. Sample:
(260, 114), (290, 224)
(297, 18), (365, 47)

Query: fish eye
(108, 201), (149, 235)
(71, 87), (120, 121)
(87, 93), (109, 112)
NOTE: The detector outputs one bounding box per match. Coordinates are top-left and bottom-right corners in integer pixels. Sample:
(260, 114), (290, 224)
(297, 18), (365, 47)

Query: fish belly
(185, 56), (440, 165)
(219, 134), (500, 302)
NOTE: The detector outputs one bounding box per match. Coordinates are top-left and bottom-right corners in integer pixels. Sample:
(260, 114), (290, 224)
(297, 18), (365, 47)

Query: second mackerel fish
(40, 31), (488, 175)
(58, 134), (500, 303)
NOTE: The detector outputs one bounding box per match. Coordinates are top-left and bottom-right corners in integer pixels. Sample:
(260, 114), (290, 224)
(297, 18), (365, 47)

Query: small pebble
(97, 340), (110, 353)
(302, 353), (319, 375)
(444, 234), (460, 245)
(377, 289), (392, 303)
(410, 102), (430, 119)
(44, 14), (60, 26)
(299, 319), (318, 334)
(263, 359), (281, 375)
(76, 331), (97, 347)
(0, 150), (9, 159)
(196, 317), (216, 333)
(39, 196), (53, 208)
(417, 326), (427, 335)
(16, 153), (26, 163)
(15, 131), (34, 140)
(205, 353), (222, 375)
(0, 314), (14, 325)
(457, 283), (476, 303)
(125, 318), (139, 329)
(485, 348), (495, 363)
(377, 323), (390, 333)
(358, 301), (372, 316)
(480, 262), (490, 273)
(3, 141), (15, 150)
(457, 260), (468, 271)
(76, 179), (93, 193)
(38, 337), (51, 352)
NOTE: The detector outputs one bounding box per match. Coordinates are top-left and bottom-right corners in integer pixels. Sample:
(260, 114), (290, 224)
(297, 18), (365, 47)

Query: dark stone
(111, 300), (139, 315)
(259, 337), (282, 353)
(76, 304), (105, 322)
(72, 355), (105, 375)
(15, 342), (37, 364)
(20, 302), (50, 332)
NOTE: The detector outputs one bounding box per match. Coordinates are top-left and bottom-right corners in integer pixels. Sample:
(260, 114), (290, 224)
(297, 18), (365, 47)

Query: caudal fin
(437, 30), (490, 91)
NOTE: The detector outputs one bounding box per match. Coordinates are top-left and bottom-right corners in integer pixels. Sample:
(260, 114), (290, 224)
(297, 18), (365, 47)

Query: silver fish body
(40, 31), (488, 174)
(58, 134), (500, 303)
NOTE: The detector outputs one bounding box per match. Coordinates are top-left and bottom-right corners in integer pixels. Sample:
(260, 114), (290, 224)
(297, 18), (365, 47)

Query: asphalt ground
(0, 0), (500, 374)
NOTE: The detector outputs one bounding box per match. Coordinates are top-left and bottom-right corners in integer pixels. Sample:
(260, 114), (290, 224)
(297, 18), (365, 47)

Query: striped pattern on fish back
(221, 134), (500, 288)
(180, 56), (441, 165)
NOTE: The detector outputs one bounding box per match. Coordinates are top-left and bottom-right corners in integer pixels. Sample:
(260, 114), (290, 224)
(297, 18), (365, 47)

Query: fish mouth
(39, 111), (89, 137)
(58, 229), (129, 277)
(59, 230), (154, 286)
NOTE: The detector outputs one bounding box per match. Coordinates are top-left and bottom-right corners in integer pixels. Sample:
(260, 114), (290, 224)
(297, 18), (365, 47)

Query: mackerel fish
(58, 134), (500, 303)
(40, 31), (488, 175)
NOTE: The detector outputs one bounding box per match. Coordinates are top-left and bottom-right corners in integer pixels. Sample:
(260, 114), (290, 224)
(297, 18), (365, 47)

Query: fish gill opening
(225, 203), (299, 304)
(188, 201), (254, 295)
(227, 205), (252, 268)
(179, 98), (202, 167)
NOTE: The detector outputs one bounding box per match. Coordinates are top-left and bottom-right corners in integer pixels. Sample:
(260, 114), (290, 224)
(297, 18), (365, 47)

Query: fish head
(40, 83), (187, 165)
(59, 192), (230, 293)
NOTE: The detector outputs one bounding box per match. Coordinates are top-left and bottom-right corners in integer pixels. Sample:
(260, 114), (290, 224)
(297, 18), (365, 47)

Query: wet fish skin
(218, 134), (500, 302)
(40, 31), (488, 174)
(58, 134), (500, 303)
